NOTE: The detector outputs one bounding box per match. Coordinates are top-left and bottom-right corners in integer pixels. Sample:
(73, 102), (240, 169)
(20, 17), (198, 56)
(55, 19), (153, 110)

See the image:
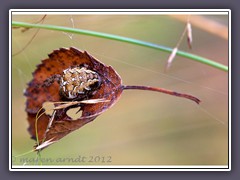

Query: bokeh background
(12, 13), (228, 166)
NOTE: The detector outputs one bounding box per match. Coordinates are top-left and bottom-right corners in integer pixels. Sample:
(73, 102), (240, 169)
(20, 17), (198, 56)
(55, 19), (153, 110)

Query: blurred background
(12, 13), (228, 166)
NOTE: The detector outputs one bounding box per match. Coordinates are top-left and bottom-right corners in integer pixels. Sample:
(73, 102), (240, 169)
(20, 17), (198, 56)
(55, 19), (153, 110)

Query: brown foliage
(25, 47), (123, 148)
(25, 47), (200, 150)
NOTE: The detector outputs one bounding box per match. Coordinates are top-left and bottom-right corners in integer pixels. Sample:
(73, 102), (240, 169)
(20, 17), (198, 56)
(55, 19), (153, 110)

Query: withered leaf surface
(25, 47), (201, 150)
(25, 47), (123, 147)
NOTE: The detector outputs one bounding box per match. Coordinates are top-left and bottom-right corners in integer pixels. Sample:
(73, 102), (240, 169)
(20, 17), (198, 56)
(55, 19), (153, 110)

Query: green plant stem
(12, 21), (228, 72)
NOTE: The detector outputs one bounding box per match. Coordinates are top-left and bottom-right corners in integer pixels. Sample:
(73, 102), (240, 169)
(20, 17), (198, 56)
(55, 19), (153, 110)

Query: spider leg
(42, 74), (61, 87)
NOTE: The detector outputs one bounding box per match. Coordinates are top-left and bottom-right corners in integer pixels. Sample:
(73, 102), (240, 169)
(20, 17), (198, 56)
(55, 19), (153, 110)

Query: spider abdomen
(60, 67), (101, 99)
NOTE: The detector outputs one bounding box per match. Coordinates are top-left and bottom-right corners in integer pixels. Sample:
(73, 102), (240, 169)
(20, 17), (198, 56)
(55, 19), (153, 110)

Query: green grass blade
(12, 21), (228, 72)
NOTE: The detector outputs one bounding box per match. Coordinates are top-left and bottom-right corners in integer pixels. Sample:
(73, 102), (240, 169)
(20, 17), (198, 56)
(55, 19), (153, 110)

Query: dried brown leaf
(25, 47), (200, 150)
(25, 47), (123, 146)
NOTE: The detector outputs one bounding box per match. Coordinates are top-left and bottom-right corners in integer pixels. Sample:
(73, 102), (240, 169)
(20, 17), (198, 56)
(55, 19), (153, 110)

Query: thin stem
(122, 85), (201, 104)
(12, 21), (228, 72)
(12, 149), (35, 158)
(12, 15), (47, 56)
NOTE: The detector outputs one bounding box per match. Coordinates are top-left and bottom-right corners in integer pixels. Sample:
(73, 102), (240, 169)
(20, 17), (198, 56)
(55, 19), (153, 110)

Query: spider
(42, 65), (102, 101)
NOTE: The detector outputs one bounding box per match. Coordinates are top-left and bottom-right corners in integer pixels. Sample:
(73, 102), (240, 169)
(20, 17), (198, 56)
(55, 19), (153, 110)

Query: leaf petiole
(122, 85), (201, 104)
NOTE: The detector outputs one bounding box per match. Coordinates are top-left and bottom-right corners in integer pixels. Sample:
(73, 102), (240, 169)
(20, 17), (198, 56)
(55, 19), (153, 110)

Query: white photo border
(9, 9), (231, 171)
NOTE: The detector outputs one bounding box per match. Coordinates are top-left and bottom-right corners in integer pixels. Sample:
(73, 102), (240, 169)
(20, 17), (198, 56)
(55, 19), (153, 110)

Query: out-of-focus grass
(12, 14), (228, 166)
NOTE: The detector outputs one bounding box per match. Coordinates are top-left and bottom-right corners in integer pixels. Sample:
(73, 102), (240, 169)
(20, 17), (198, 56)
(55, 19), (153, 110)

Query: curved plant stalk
(12, 21), (228, 72)
(122, 85), (201, 104)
